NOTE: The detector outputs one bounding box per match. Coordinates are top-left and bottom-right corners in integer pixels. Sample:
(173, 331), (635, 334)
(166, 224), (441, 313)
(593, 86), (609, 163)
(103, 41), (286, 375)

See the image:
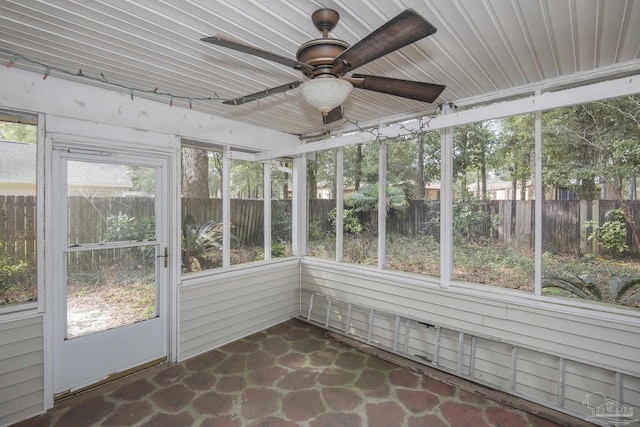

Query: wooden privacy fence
(312, 199), (640, 255)
(0, 196), (36, 264)
(3, 196), (640, 262)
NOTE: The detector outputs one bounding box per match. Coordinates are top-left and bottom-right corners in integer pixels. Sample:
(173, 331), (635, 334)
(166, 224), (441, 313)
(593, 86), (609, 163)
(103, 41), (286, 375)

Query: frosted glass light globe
(298, 77), (353, 115)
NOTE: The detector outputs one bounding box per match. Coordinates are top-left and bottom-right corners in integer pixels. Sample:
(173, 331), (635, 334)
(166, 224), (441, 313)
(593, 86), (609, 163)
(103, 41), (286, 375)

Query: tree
(230, 161), (263, 199)
(345, 183), (408, 225)
(127, 166), (156, 195)
(182, 147), (210, 198)
(453, 123), (496, 200)
(0, 122), (36, 143)
(542, 95), (640, 250)
(208, 151), (223, 198)
(495, 114), (534, 200)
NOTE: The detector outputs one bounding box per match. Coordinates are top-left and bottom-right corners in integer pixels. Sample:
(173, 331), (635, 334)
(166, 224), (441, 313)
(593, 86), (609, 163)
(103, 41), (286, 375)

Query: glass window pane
(542, 96), (640, 308)
(66, 246), (157, 339)
(308, 149), (337, 259)
(67, 161), (156, 245)
(0, 120), (38, 306)
(452, 119), (535, 290)
(181, 146), (223, 272)
(230, 159), (263, 265)
(271, 161), (292, 258)
(385, 132), (441, 277)
(343, 143), (378, 266)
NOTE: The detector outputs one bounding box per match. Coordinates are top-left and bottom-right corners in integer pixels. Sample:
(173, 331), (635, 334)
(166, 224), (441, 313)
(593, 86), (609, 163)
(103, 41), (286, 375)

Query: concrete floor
(13, 319), (571, 426)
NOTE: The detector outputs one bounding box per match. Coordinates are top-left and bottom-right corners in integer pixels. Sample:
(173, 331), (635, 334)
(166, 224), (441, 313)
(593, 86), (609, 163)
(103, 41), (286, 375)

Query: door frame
(43, 129), (180, 408)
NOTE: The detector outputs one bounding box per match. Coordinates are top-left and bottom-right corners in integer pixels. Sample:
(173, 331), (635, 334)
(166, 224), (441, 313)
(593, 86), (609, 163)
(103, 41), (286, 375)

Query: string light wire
(1, 48), (227, 106)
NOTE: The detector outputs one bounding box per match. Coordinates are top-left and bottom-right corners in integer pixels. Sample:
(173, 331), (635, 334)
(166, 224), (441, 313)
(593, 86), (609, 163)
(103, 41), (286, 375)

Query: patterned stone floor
(14, 319), (571, 427)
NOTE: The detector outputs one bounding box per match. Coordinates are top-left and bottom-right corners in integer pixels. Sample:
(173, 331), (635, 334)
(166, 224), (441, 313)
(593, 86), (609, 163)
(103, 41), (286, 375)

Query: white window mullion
(292, 155), (307, 256)
(264, 163), (272, 260)
(378, 140), (387, 269)
(222, 145), (231, 268)
(534, 89), (543, 295)
(440, 110), (454, 287)
(336, 148), (344, 262)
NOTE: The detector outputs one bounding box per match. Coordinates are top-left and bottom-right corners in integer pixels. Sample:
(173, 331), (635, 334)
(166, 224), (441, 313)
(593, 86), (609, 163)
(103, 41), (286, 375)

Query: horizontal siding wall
(179, 260), (299, 361)
(301, 259), (640, 420)
(0, 315), (44, 427)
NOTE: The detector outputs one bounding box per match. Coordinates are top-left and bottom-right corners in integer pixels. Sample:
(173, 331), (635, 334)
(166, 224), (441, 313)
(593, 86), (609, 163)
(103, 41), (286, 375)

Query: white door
(52, 147), (170, 395)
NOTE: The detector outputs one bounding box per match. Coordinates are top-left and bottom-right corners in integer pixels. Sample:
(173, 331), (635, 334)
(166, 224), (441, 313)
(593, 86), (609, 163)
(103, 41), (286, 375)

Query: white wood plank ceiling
(1, 0), (639, 137)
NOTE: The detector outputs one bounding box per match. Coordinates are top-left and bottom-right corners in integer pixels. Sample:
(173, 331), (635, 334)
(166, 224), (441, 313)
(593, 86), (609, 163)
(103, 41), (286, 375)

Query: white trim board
(255, 73), (640, 161)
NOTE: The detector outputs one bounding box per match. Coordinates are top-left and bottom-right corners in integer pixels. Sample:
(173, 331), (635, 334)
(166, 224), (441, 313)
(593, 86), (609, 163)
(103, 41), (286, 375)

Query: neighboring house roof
(0, 140), (132, 188)
(467, 177), (532, 192)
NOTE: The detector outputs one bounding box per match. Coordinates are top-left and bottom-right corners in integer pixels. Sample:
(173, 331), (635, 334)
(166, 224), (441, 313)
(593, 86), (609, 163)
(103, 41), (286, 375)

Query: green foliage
(542, 96), (640, 200)
(543, 273), (640, 304)
(0, 243), (27, 291)
(610, 277), (640, 304)
(345, 184), (408, 218)
(542, 274), (603, 301)
(452, 197), (501, 243)
(254, 241), (288, 260)
(271, 201), (292, 243)
(0, 122), (37, 143)
(105, 212), (155, 241)
(327, 208), (363, 234)
(181, 219), (225, 271)
(584, 209), (629, 254)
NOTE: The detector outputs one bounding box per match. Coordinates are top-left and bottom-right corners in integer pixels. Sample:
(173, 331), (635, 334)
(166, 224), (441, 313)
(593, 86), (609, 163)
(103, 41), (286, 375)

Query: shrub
(584, 208), (629, 254)
(328, 208), (363, 234)
(0, 244), (27, 291)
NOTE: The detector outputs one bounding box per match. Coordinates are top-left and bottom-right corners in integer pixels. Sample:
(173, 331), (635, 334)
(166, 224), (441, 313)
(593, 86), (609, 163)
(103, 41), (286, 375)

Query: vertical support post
(336, 147), (344, 262)
(222, 145), (231, 268)
(469, 336), (477, 378)
(534, 90), (543, 295)
(457, 332), (465, 374)
(263, 162), (272, 260)
(367, 309), (375, 343)
(292, 155), (307, 256)
(324, 296), (332, 328)
(307, 293), (314, 321)
(510, 346), (518, 390)
(345, 303), (352, 334)
(440, 108), (454, 286)
(557, 357), (566, 408)
(378, 140), (387, 269)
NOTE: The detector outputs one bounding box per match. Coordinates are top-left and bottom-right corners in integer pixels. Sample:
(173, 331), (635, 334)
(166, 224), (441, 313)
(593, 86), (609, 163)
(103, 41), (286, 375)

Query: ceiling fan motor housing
(296, 38), (350, 77)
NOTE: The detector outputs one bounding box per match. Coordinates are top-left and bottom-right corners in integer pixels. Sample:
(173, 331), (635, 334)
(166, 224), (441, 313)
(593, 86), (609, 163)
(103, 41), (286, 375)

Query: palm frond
(613, 277), (640, 303)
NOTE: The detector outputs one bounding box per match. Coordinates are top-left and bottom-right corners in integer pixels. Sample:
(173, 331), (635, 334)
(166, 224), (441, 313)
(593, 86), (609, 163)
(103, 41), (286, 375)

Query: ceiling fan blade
(331, 9), (437, 76)
(223, 81), (303, 105)
(201, 34), (314, 72)
(347, 74), (445, 103)
(323, 106), (344, 125)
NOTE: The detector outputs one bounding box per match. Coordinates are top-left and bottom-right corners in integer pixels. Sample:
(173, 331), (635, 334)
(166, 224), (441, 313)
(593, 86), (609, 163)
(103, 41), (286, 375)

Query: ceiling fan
(201, 8), (446, 125)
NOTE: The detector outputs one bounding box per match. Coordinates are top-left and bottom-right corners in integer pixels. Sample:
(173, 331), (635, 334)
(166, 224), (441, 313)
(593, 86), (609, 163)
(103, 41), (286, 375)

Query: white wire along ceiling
(0, 0), (639, 137)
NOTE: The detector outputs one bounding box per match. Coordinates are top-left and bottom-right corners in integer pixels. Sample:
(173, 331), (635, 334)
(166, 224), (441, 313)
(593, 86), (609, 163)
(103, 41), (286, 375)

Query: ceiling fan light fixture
(298, 77), (352, 115)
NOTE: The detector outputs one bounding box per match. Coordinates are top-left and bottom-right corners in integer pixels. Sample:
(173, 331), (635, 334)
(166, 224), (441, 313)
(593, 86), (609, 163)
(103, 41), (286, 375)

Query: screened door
(52, 148), (169, 395)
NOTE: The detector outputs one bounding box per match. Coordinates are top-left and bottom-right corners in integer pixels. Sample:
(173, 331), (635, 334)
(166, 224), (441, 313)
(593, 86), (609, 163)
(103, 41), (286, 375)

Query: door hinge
(157, 247), (168, 268)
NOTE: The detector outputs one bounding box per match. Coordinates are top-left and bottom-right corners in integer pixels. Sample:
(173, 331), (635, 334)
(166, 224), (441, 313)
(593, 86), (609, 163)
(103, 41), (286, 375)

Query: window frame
(0, 110), (43, 316)
(179, 140), (294, 280)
